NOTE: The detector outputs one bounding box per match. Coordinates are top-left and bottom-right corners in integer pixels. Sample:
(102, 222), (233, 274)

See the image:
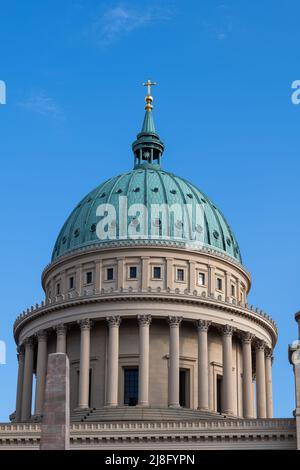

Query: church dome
(52, 167), (242, 263)
(52, 86), (242, 264)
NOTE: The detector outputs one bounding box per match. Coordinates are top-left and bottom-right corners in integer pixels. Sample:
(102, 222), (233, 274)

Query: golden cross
(143, 79), (157, 96)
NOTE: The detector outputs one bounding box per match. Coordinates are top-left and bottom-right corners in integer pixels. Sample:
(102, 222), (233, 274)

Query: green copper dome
(52, 89), (242, 264)
(52, 166), (242, 263)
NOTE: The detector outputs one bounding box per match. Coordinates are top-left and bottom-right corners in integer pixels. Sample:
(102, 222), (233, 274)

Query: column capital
(55, 323), (67, 335)
(17, 345), (25, 357)
(78, 319), (93, 330)
(106, 315), (122, 327)
(265, 348), (273, 359)
(196, 319), (211, 332)
(168, 316), (183, 327)
(36, 330), (48, 342)
(221, 324), (235, 337)
(255, 339), (267, 351)
(240, 331), (255, 344)
(23, 337), (34, 349)
(137, 314), (152, 326)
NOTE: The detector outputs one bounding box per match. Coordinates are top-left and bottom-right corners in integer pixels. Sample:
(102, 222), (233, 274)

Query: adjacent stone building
(1, 84), (299, 449)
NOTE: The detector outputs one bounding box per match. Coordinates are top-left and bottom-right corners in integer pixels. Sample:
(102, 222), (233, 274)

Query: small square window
(86, 271), (93, 284)
(69, 276), (74, 289)
(129, 266), (137, 279)
(153, 266), (162, 279)
(56, 283), (61, 295)
(217, 278), (223, 291)
(231, 285), (235, 297)
(107, 268), (114, 281)
(198, 272), (205, 286)
(177, 268), (184, 282)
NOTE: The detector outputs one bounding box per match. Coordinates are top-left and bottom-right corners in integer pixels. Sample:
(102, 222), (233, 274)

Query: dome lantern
(132, 79), (165, 168)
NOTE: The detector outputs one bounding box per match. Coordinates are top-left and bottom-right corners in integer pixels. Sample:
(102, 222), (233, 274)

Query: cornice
(13, 289), (278, 346)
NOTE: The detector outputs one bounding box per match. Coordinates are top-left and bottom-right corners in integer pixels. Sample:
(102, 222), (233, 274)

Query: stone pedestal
(40, 353), (70, 450)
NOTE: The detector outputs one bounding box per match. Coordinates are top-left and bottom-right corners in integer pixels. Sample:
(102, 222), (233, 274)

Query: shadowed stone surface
(40, 353), (70, 450)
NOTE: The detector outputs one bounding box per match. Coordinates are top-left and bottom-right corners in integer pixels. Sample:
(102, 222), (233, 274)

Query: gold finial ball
(145, 95), (153, 103)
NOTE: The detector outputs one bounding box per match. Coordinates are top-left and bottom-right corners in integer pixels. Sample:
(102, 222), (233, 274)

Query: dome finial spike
(143, 79), (157, 111)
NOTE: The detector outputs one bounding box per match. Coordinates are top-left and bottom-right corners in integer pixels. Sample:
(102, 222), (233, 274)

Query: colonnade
(15, 317), (273, 421)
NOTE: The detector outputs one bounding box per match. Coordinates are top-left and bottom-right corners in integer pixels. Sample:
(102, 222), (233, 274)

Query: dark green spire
(132, 80), (165, 168)
(141, 109), (156, 133)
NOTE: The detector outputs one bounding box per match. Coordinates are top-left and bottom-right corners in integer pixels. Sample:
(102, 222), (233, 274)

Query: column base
(136, 403), (150, 408)
(32, 414), (43, 422)
(198, 406), (209, 412)
(104, 404), (118, 408)
(168, 404), (181, 408)
(222, 410), (235, 417)
(74, 406), (90, 411)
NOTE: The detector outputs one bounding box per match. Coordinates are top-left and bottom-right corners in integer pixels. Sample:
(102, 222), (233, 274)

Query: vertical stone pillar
(265, 349), (273, 418)
(78, 319), (92, 409)
(166, 258), (174, 290)
(76, 264), (83, 295)
(40, 353), (70, 450)
(241, 332), (254, 418)
(50, 278), (55, 301)
(56, 324), (67, 354)
(34, 330), (48, 418)
(117, 257), (125, 290)
(21, 338), (34, 421)
(94, 259), (102, 293)
(141, 257), (150, 291)
(208, 265), (216, 296)
(225, 271), (231, 302)
(236, 279), (240, 302)
(189, 261), (196, 293)
(289, 341), (300, 451)
(15, 346), (25, 422)
(221, 325), (234, 415)
(197, 320), (211, 411)
(255, 340), (267, 418)
(60, 270), (66, 297)
(137, 315), (152, 407)
(168, 316), (182, 408)
(106, 316), (121, 407)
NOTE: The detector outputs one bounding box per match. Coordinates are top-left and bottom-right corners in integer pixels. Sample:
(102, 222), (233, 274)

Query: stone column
(255, 340), (267, 418)
(106, 316), (121, 407)
(241, 332), (254, 418)
(141, 257), (150, 291)
(21, 338), (34, 421)
(265, 349), (273, 418)
(137, 315), (152, 406)
(197, 320), (211, 411)
(221, 325), (234, 415)
(168, 316), (182, 407)
(34, 330), (48, 417)
(56, 324), (67, 354)
(78, 319), (92, 409)
(15, 346), (25, 422)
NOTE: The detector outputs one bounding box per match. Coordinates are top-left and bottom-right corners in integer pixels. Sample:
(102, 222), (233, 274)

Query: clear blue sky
(0, 0), (299, 421)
